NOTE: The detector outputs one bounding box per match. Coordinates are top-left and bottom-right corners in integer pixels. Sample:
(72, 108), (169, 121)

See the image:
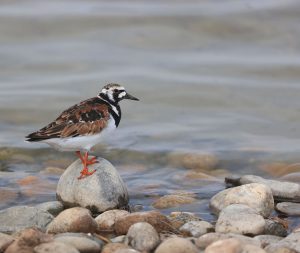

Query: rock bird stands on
(26, 83), (139, 179)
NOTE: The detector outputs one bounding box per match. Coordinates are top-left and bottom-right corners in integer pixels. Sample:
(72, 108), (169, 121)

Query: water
(1, 0), (300, 224)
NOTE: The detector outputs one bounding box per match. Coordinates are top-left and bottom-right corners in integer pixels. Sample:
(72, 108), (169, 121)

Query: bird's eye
(114, 89), (119, 92)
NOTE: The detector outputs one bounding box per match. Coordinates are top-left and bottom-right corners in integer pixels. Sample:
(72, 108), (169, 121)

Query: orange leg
(76, 151), (98, 180)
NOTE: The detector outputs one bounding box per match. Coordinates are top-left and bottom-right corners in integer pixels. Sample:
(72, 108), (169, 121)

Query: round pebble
(216, 204), (265, 235)
(276, 202), (300, 216)
(179, 220), (214, 237)
(126, 222), (160, 252)
(154, 237), (198, 253)
(95, 209), (129, 232)
(152, 194), (196, 209)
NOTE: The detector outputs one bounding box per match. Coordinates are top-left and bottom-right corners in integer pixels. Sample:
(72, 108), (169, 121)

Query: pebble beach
(2, 0), (300, 252)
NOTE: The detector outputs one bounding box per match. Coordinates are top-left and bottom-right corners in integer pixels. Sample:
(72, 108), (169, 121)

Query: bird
(26, 83), (139, 179)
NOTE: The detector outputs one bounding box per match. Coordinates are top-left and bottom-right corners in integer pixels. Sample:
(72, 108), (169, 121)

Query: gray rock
(216, 204), (266, 235)
(264, 219), (287, 237)
(179, 220), (214, 237)
(57, 158), (129, 213)
(46, 207), (98, 234)
(276, 202), (300, 216)
(155, 237), (198, 253)
(125, 222), (160, 252)
(0, 206), (53, 233)
(54, 233), (102, 253)
(196, 232), (261, 249)
(34, 241), (79, 253)
(264, 232), (300, 253)
(95, 209), (129, 232)
(240, 175), (300, 201)
(210, 183), (274, 218)
(254, 235), (283, 248)
(115, 249), (140, 253)
(0, 232), (14, 252)
(36, 201), (64, 216)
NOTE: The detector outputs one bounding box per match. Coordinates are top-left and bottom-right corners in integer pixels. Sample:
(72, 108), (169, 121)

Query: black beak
(124, 92), (139, 101)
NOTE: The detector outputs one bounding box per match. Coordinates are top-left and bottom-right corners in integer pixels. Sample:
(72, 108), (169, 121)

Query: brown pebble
(152, 194), (196, 209)
(95, 209), (129, 232)
(47, 207), (98, 234)
(115, 211), (174, 235)
(5, 227), (52, 253)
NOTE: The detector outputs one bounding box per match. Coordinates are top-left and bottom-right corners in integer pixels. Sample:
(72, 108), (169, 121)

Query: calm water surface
(1, 0), (300, 224)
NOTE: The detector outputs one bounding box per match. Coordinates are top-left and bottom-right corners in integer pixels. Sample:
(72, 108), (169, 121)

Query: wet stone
(276, 202), (300, 216)
(54, 233), (103, 253)
(168, 212), (201, 230)
(240, 175), (300, 201)
(46, 207), (98, 234)
(167, 152), (218, 171)
(56, 158), (129, 213)
(264, 219), (288, 237)
(280, 172), (300, 184)
(216, 204), (266, 236)
(154, 237), (198, 253)
(179, 220), (214, 237)
(210, 183), (274, 218)
(95, 209), (129, 233)
(125, 222), (160, 252)
(115, 211), (174, 235)
(36, 201), (64, 216)
(40, 166), (65, 175)
(0, 206), (53, 233)
(152, 194), (196, 209)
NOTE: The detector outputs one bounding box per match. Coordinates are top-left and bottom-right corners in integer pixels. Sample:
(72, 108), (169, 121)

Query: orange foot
(76, 151), (98, 180)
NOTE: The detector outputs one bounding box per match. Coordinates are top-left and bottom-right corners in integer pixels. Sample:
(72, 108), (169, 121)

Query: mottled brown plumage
(26, 97), (110, 141)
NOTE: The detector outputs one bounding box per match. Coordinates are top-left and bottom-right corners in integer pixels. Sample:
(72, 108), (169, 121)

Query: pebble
(34, 241), (79, 253)
(242, 244), (267, 253)
(125, 222), (160, 252)
(167, 152), (218, 171)
(111, 235), (126, 243)
(101, 243), (131, 253)
(276, 202), (300, 216)
(210, 183), (274, 217)
(57, 158), (129, 213)
(254, 235), (283, 248)
(115, 211), (174, 235)
(36, 201), (64, 216)
(240, 175), (300, 201)
(216, 204), (265, 235)
(179, 220), (214, 237)
(168, 212), (201, 229)
(183, 171), (219, 180)
(152, 194), (197, 209)
(0, 206), (53, 233)
(154, 237), (198, 253)
(5, 227), (52, 253)
(46, 207), (98, 234)
(95, 210), (129, 232)
(54, 233), (102, 253)
(264, 232), (300, 253)
(196, 232), (261, 249)
(0, 233), (14, 252)
(204, 238), (242, 253)
(264, 219), (288, 237)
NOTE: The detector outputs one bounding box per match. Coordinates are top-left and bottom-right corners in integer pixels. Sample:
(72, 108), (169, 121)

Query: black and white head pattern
(99, 83), (127, 104)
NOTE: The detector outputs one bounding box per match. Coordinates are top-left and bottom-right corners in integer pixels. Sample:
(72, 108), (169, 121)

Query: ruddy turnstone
(26, 83), (139, 179)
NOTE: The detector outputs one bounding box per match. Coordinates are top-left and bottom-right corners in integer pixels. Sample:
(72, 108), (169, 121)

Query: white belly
(42, 118), (116, 152)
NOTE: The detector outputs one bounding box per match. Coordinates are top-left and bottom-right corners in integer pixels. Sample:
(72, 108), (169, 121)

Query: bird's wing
(26, 97), (110, 141)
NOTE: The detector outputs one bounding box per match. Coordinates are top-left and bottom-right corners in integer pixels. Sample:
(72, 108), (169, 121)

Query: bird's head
(99, 83), (139, 104)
